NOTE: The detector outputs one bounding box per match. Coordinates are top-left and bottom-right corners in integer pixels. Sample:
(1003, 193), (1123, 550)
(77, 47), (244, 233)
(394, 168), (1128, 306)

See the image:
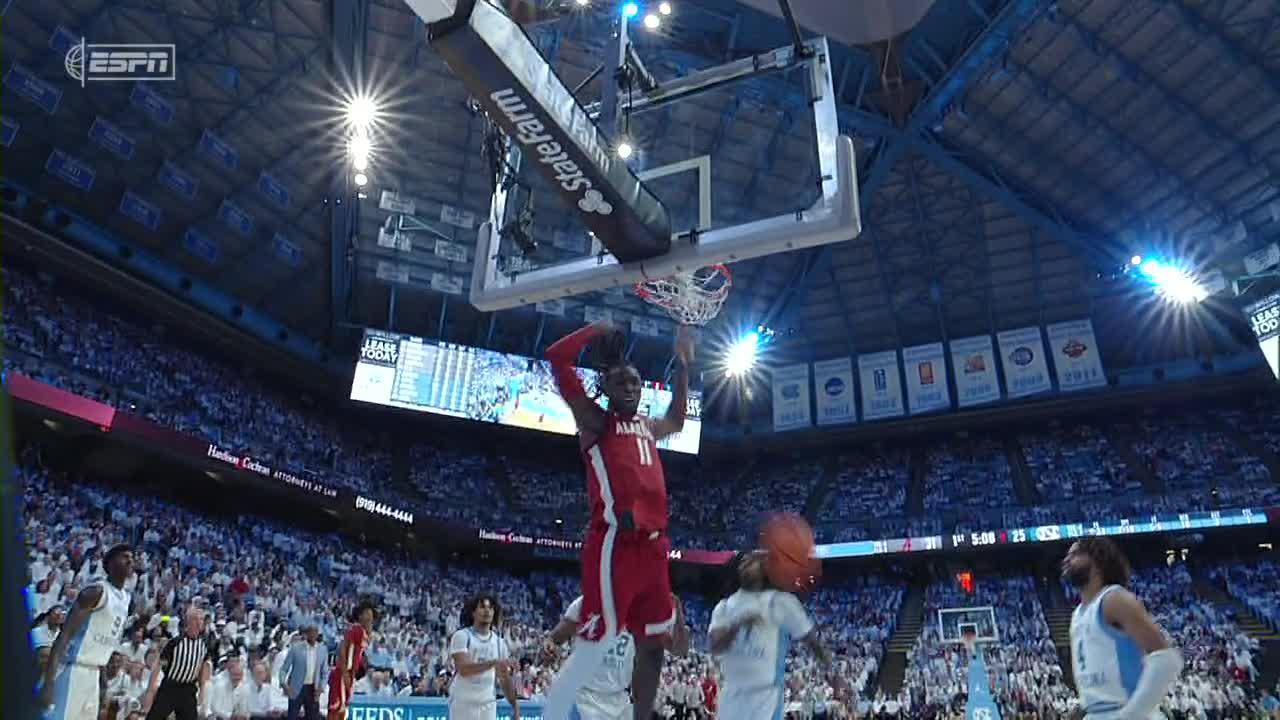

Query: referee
(146, 605), (218, 720)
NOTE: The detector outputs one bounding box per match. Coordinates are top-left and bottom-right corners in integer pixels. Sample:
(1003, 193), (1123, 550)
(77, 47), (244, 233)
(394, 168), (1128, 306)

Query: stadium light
(616, 140), (634, 159)
(622, 2), (639, 18)
(1130, 254), (1143, 266)
(658, 1), (672, 14)
(725, 331), (760, 378)
(349, 134), (373, 169)
(643, 12), (661, 29)
(575, 0), (590, 5)
(1139, 259), (1207, 304)
(345, 95), (380, 131)
(354, 172), (369, 187)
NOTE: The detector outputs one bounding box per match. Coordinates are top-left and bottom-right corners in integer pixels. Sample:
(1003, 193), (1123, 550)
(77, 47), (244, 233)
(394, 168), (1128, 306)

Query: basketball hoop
(961, 628), (979, 656)
(634, 264), (732, 326)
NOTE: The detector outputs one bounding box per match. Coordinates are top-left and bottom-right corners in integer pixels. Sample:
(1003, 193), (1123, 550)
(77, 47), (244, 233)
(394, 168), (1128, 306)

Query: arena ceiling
(2, 0), (1278, 379)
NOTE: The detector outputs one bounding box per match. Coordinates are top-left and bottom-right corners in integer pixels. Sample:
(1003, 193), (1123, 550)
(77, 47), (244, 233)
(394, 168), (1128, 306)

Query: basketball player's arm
(663, 594), (691, 657)
(1102, 588), (1183, 719)
(39, 585), (104, 704)
(545, 323), (608, 436)
(707, 602), (760, 655)
(497, 656), (521, 720)
(652, 326), (693, 439)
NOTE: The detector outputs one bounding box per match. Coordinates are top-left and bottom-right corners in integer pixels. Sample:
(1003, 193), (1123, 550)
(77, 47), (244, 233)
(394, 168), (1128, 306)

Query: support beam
(329, 0), (369, 339)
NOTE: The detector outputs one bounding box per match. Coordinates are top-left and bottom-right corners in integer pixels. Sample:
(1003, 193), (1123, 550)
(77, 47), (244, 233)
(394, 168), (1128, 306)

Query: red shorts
(577, 524), (675, 642)
(326, 669), (352, 719)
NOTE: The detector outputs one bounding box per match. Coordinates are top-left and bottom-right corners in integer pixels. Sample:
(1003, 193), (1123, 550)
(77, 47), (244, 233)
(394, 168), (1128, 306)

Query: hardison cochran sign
(205, 444), (339, 499)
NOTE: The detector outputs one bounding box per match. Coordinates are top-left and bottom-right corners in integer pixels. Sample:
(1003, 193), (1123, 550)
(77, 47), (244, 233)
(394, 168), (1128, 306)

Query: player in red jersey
(542, 320), (692, 720)
(326, 600), (377, 720)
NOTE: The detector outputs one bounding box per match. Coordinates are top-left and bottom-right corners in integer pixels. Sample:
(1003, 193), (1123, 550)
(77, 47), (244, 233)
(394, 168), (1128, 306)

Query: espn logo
(65, 40), (176, 87)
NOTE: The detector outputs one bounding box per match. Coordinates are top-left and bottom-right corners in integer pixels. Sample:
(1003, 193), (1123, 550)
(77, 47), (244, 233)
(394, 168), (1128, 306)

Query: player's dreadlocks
(1075, 537), (1132, 588)
(588, 327), (630, 399)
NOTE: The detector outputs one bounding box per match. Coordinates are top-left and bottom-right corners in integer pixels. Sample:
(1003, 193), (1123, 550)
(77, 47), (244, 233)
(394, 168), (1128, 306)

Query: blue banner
(119, 191), (161, 231)
(218, 199), (253, 236)
(88, 117), (136, 160)
(258, 171), (290, 209)
(348, 697), (539, 720)
(183, 228), (219, 263)
(45, 149), (95, 191)
(130, 83), (175, 126)
(273, 233), (302, 266)
(0, 116), (17, 147)
(158, 162), (198, 201)
(49, 25), (79, 54)
(4, 63), (62, 114)
(198, 129), (238, 170)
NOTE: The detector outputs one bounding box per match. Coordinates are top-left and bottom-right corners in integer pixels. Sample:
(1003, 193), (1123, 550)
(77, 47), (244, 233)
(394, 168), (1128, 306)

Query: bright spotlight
(349, 134), (373, 162)
(575, 0), (590, 5)
(622, 2), (640, 18)
(725, 331), (760, 378)
(345, 96), (380, 130)
(354, 172), (369, 187)
(616, 140), (634, 159)
(643, 12), (660, 29)
(1130, 254), (1143, 266)
(1139, 259), (1207, 304)
(658, 1), (672, 14)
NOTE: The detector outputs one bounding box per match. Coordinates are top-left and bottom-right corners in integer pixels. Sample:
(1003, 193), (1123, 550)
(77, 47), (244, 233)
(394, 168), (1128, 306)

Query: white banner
(440, 203), (476, 229)
(858, 350), (904, 420)
(813, 357), (855, 426)
(434, 239), (468, 263)
(903, 342), (950, 414)
(535, 299), (566, 316)
(1046, 319), (1106, 392)
(584, 306), (613, 324)
(997, 326), (1052, 398)
(949, 335), (1000, 407)
(771, 363), (812, 432)
(376, 226), (412, 251)
(1244, 243), (1280, 275)
(430, 272), (463, 295)
(630, 316), (661, 337)
(375, 261), (409, 284)
(378, 190), (416, 215)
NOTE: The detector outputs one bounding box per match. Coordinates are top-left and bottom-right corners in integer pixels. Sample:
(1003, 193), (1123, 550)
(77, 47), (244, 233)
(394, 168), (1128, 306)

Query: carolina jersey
(564, 596), (635, 695)
(710, 589), (814, 693)
(584, 412), (667, 532)
(65, 582), (130, 667)
(448, 627), (510, 705)
(1070, 585), (1155, 719)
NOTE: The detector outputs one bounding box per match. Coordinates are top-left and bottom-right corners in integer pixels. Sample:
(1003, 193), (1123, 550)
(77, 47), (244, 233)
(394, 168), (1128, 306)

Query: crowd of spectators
(1125, 412), (1270, 497)
(1019, 423), (1138, 502)
(922, 436), (1016, 513)
(1214, 560), (1280, 635)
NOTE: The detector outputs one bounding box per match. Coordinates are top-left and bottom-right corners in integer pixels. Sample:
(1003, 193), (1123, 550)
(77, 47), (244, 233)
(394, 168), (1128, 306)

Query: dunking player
(326, 599), (377, 720)
(543, 594), (690, 720)
(1063, 538), (1182, 719)
(709, 550), (845, 720)
(543, 320), (692, 720)
(40, 544), (135, 720)
(448, 594), (520, 720)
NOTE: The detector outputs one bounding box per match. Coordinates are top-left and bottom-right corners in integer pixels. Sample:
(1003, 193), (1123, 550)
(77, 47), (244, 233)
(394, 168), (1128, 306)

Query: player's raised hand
(674, 325), (695, 366)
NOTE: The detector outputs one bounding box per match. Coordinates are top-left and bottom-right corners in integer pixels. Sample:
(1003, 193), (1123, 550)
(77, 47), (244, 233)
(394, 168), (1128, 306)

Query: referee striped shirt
(159, 634), (215, 685)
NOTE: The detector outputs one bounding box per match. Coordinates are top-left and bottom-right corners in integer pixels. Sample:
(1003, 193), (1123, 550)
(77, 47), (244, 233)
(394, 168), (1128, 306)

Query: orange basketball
(760, 512), (821, 592)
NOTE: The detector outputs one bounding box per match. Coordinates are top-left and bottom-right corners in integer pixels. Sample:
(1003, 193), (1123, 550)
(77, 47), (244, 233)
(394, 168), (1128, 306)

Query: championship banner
(1046, 319), (1106, 392)
(996, 326), (1051, 398)
(813, 357), (855, 426)
(903, 342), (950, 414)
(858, 350), (904, 420)
(1245, 291), (1280, 380)
(771, 363), (812, 431)
(949, 335), (1000, 407)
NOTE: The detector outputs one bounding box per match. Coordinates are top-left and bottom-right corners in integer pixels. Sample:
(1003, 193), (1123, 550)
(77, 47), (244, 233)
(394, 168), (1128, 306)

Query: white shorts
(450, 697), (499, 720)
(48, 664), (101, 720)
(718, 686), (784, 720)
(575, 687), (631, 720)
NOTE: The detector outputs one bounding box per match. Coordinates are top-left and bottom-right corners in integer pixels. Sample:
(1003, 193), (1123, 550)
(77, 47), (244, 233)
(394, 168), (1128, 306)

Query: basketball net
(634, 264), (732, 326)
(961, 628), (979, 656)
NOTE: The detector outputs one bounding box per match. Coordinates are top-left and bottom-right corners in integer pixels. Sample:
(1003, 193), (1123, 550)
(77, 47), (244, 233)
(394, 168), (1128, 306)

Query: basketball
(760, 512), (820, 592)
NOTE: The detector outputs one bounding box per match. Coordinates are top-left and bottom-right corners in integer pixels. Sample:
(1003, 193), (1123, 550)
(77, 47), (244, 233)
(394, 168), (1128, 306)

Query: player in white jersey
(543, 595), (690, 720)
(1063, 538), (1182, 720)
(449, 594), (521, 720)
(709, 551), (845, 720)
(40, 544), (135, 720)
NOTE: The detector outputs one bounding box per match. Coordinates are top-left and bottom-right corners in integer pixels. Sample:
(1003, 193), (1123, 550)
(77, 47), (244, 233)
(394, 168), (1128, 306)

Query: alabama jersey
(449, 626), (510, 720)
(50, 582), (130, 720)
(1070, 585), (1159, 719)
(327, 624), (368, 717)
(710, 589), (814, 720)
(584, 412), (667, 531)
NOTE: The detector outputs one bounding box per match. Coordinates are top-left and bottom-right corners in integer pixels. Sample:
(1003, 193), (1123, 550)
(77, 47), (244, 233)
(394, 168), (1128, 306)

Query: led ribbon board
(426, 0), (672, 263)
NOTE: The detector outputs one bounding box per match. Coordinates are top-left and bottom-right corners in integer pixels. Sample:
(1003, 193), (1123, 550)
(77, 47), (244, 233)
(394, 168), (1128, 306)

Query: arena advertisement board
(1046, 319), (1106, 392)
(903, 342), (950, 415)
(858, 350), (904, 420)
(812, 357), (855, 426)
(349, 329), (702, 454)
(1244, 291), (1280, 380)
(949, 335), (1000, 407)
(348, 696), (535, 720)
(771, 363), (812, 431)
(996, 326), (1051, 398)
